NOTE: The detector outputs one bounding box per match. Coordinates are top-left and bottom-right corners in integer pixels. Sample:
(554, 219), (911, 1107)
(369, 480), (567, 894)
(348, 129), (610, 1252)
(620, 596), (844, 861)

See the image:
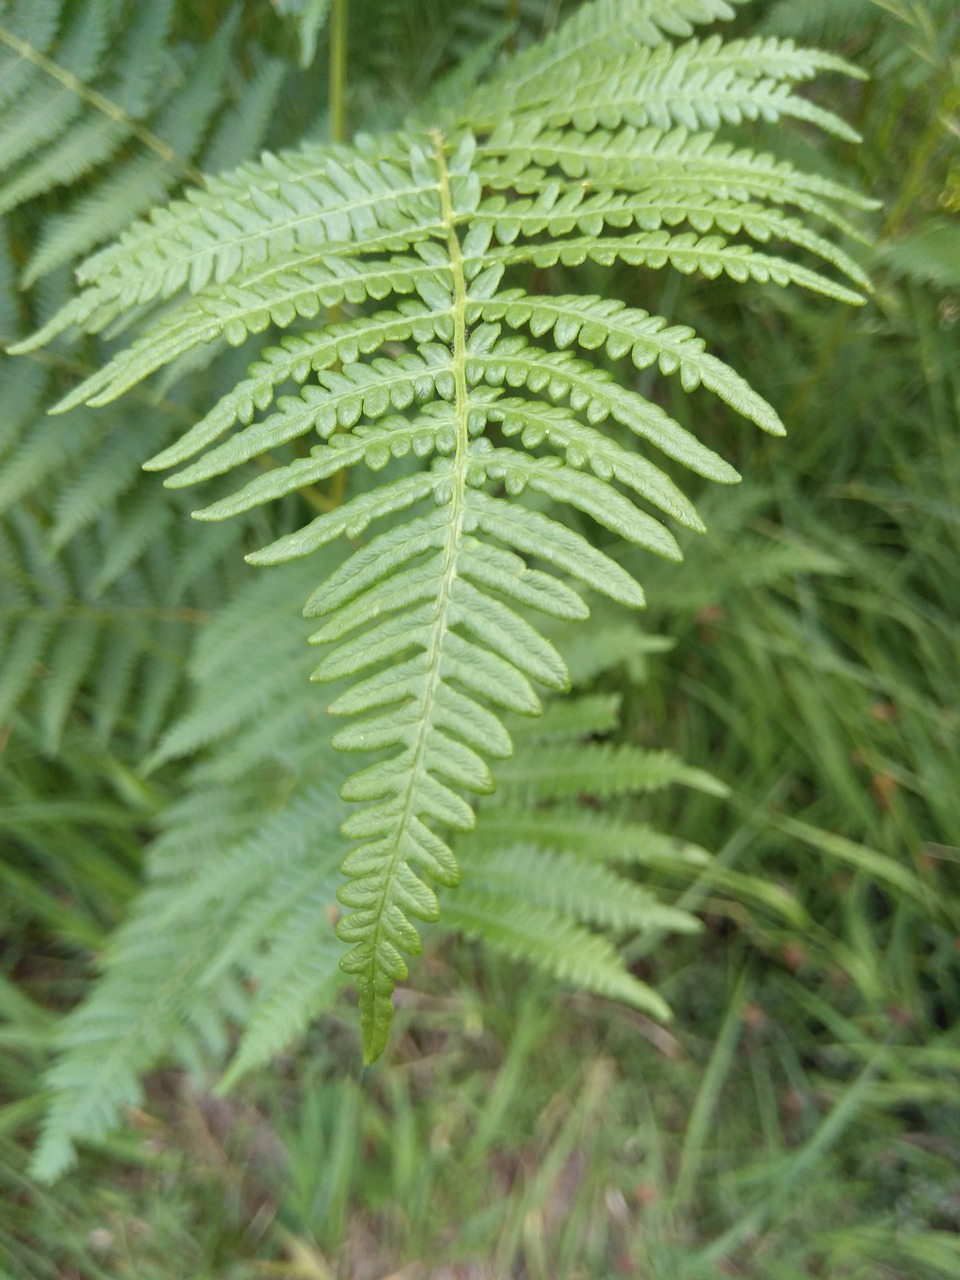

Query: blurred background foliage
(1, 0), (958, 1276)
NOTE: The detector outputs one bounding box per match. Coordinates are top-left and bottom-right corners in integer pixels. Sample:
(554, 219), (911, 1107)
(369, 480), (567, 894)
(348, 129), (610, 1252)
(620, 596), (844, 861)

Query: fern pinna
(14, 0), (872, 1062)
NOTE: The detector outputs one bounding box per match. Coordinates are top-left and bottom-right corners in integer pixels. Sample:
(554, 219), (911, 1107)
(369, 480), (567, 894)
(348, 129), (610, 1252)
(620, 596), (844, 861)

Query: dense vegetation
(1, 1), (958, 1276)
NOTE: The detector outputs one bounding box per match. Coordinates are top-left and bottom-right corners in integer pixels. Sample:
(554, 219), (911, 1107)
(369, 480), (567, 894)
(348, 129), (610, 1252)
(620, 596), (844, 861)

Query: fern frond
(14, 0), (871, 1061)
(29, 563), (350, 1180)
(22, 16), (243, 283)
(0, 368), (247, 752)
(0, 502), (227, 751)
(457, 842), (699, 936)
(27, 548), (716, 1176)
(214, 884), (346, 1092)
(273, 0), (333, 69)
(466, 32), (866, 139)
(445, 690), (714, 1010)
(32, 891), (248, 1182)
(478, 0), (751, 112)
(443, 896), (671, 1019)
(494, 741), (727, 802)
(0, 0), (284, 281)
(463, 810), (712, 873)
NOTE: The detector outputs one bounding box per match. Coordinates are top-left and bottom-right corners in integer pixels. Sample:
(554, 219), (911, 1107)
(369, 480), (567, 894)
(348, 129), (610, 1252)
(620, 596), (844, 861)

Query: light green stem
(350, 132), (470, 1064)
(329, 0), (349, 144)
(326, 0), (350, 502)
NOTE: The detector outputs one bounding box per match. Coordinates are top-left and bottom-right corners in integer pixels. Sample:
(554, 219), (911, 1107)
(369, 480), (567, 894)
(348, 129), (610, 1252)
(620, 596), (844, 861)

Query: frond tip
(12, 0), (873, 1063)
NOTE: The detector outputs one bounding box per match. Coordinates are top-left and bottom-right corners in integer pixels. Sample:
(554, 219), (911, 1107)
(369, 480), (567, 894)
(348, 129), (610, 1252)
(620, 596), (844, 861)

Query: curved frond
(13, 0), (871, 1063)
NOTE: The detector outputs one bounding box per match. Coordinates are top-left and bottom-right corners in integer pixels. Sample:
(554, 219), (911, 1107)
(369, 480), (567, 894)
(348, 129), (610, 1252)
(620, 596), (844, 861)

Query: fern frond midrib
(349, 130), (472, 1060)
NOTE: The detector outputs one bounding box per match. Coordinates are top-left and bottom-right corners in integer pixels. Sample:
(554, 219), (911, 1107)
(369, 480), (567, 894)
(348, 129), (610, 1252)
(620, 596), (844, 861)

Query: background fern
(0, 0), (288, 282)
(0, 301), (253, 750)
(0, 0), (293, 746)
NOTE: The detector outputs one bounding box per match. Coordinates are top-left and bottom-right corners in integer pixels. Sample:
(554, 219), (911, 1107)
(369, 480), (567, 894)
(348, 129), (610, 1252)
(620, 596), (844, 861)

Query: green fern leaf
(494, 741), (728, 802)
(273, 0), (333, 69)
(463, 809), (712, 873)
(0, 0), (288, 290)
(12, 0), (871, 1062)
(27, 564), (350, 1179)
(458, 842), (700, 935)
(442, 895), (671, 1020)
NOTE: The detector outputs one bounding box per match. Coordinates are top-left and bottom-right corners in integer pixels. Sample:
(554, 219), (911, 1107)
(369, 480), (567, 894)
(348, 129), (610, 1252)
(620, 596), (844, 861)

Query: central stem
(383, 130), (471, 898)
(352, 132), (472, 1063)
(325, 0), (350, 496)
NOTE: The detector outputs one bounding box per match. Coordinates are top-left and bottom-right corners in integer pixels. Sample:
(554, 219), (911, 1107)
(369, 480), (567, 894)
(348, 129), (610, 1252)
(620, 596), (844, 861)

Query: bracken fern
(12, 0), (872, 1067)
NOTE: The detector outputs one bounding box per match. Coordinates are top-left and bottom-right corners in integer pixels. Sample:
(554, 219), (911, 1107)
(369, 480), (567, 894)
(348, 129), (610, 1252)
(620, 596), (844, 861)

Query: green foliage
(0, 0), (879, 1183)
(0, 0), (288, 748)
(11, 0), (869, 1070)
(26, 556), (713, 1181)
(0, 0), (286, 282)
(1, 3), (958, 1276)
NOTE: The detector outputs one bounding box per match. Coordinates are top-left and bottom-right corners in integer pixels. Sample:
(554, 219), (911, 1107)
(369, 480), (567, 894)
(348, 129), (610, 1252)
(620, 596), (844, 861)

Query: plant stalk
(329, 0), (349, 145)
(326, 0), (351, 506)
